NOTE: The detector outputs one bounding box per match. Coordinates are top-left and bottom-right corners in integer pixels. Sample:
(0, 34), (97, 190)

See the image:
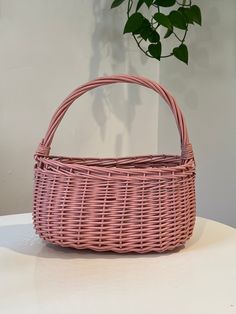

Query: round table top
(0, 214), (236, 314)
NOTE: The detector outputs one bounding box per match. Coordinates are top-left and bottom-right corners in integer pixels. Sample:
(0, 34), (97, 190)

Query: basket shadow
(0, 218), (230, 259)
(184, 217), (207, 249)
(41, 243), (185, 259)
(0, 223), (183, 259)
(185, 216), (235, 251)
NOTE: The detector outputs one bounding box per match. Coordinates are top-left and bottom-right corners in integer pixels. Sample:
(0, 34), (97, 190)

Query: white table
(0, 214), (235, 314)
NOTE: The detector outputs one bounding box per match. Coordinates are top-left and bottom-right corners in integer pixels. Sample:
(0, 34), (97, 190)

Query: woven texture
(33, 75), (196, 253)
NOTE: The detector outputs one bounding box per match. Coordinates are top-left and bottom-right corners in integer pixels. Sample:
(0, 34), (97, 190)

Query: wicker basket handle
(36, 75), (193, 160)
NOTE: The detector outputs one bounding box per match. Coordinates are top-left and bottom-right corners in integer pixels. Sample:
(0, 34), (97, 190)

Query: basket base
(34, 225), (195, 254)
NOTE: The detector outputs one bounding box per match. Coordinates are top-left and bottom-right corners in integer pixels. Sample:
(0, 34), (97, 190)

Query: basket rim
(35, 153), (195, 174)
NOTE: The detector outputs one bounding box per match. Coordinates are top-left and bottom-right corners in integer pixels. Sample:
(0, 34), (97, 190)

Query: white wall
(0, 0), (159, 215)
(1, 0), (235, 228)
(159, 0), (236, 227)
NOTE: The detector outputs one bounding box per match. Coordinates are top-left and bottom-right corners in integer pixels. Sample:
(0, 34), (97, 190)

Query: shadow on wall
(233, 0), (236, 76)
(160, 0), (236, 111)
(160, 1), (219, 111)
(159, 0), (236, 227)
(88, 0), (146, 156)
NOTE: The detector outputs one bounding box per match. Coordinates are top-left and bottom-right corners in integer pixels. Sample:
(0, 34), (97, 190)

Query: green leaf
(132, 19), (159, 43)
(136, 0), (145, 11)
(148, 42), (162, 60)
(139, 30), (149, 40)
(111, 0), (126, 9)
(148, 30), (160, 43)
(169, 10), (187, 30)
(124, 13), (144, 33)
(178, 7), (194, 25)
(173, 44), (188, 64)
(136, 0), (154, 11)
(134, 19), (151, 40)
(190, 5), (202, 25)
(164, 27), (173, 38)
(145, 0), (154, 7)
(153, 12), (172, 29)
(155, 0), (176, 7)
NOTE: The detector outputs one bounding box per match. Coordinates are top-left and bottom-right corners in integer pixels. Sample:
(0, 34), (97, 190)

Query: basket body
(33, 75), (196, 253)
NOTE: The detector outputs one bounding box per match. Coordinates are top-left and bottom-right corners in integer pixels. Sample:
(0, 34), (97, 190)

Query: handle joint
(36, 141), (50, 156)
(181, 143), (194, 160)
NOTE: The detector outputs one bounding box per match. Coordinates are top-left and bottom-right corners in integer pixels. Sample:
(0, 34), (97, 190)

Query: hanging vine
(111, 0), (202, 64)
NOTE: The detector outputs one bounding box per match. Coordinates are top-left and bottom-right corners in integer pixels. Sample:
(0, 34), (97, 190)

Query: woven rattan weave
(33, 75), (196, 253)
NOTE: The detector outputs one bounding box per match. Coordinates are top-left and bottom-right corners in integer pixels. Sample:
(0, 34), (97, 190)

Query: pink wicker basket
(33, 75), (196, 253)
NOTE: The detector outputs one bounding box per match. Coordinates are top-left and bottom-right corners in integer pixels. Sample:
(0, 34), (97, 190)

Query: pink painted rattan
(33, 75), (196, 253)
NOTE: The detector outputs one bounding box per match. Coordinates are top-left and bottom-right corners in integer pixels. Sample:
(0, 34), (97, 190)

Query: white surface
(0, 214), (236, 314)
(0, 0), (159, 215)
(159, 0), (236, 227)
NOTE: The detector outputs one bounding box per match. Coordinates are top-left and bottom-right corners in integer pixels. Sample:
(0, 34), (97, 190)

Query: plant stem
(161, 52), (174, 58)
(127, 0), (133, 16)
(173, 27), (188, 43)
(182, 28), (188, 43)
(173, 32), (182, 42)
(132, 34), (153, 58)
